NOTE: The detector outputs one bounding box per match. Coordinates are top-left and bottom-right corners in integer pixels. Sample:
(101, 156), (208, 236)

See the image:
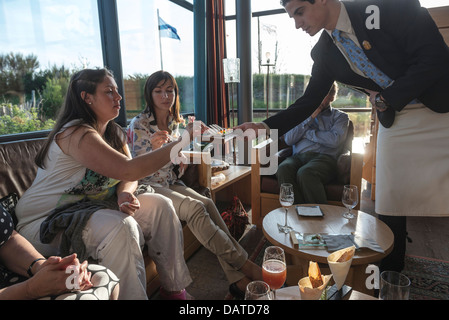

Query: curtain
(206, 0), (229, 128)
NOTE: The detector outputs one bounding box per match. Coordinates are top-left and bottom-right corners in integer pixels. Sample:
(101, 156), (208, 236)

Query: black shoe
(229, 283), (245, 300)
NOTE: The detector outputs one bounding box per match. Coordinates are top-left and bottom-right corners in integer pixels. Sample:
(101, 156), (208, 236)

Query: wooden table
(276, 286), (378, 300)
(262, 204), (394, 294)
(211, 165), (251, 203)
(184, 151), (252, 204)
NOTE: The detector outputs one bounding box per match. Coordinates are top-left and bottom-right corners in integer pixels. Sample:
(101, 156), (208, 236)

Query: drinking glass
(379, 271), (411, 300)
(341, 185), (358, 219)
(262, 246), (286, 300)
(279, 183), (294, 233)
(244, 281), (272, 300)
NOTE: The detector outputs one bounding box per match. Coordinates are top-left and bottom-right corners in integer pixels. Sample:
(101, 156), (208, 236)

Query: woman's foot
(159, 288), (194, 300)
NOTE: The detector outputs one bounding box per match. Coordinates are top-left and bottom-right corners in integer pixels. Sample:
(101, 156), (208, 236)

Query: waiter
(237, 0), (449, 272)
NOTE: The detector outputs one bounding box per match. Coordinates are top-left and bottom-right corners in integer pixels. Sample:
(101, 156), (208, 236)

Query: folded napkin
(353, 235), (385, 253)
(322, 234), (355, 252)
(322, 234), (384, 253)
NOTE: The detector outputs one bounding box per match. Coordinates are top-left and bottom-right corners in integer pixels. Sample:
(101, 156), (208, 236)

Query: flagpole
(157, 9), (163, 70)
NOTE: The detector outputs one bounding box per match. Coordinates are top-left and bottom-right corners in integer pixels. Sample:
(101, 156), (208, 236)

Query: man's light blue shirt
(283, 106), (349, 159)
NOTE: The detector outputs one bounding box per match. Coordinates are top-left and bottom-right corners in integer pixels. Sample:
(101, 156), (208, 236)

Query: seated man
(276, 83), (349, 204)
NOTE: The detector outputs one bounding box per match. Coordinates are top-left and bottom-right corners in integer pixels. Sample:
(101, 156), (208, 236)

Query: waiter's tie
(332, 29), (419, 105)
(332, 29), (392, 89)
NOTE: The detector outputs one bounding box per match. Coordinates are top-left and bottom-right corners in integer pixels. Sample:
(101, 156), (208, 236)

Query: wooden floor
(157, 179), (449, 300)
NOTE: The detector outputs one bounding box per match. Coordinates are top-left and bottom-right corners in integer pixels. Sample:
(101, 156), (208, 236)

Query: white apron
(375, 103), (449, 217)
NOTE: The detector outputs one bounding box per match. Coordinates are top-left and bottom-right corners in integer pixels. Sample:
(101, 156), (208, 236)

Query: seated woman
(0, 206), (119, 300)
(127, 70), (262, 298)
(14, 68), (198, 300)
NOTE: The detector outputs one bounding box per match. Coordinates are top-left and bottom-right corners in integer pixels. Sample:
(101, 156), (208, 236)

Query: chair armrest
(276, 147), (292, 164)
(250, 138), (279, 227)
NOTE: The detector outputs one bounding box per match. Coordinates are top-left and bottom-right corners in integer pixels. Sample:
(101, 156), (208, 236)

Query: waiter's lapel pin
(363, 40), (372, 50)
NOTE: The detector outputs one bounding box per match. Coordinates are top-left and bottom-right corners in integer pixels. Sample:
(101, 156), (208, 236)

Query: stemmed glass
(244, 281), (272, 300)
(279, 183), (294, 233)
(262, 246), (286, 300)
(341, 185), (358, 219)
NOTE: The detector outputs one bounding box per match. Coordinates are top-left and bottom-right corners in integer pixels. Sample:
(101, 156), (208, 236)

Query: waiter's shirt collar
(325, 2), (354, 36)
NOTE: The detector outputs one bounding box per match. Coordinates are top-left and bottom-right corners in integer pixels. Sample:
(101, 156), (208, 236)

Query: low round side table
(262, 204), (394, 294)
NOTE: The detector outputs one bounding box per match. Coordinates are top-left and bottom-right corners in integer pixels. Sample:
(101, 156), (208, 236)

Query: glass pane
(224, 0), (235, 16)
(225, 6), (373, 147)
(225, 0), (284, 16)
(251, 0), (284, 12)
(420, 0), (449, 8)
(117, 0), (194, 120)
(0, 0), (103, 136)
(252, 13), (319, 123)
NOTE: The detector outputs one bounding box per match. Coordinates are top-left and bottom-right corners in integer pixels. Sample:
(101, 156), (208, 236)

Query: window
(0, 0), (194, 138)
(117, 0), (194, 120)
(0, 0), (103, 137)
(249, 10), (371, 151)
(224, 0), (319, 121)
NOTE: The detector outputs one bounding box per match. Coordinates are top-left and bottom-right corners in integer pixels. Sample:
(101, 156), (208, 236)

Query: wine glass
(244, 281), (272, 300)
(262, 246), (286, 300)
(279, 183), (294, 233)
(342, 185), (358, 219)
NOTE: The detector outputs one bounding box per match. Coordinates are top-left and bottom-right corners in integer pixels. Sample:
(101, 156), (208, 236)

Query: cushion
(0, 193), (19, 228)
(0, 138), (46, 198)
(0, 199), (15, 249)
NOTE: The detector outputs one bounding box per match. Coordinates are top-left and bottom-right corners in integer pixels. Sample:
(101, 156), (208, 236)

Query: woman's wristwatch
(374, 93), (389, 111)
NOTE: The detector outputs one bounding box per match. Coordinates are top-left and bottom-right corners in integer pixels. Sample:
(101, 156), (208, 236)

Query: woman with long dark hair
(15, 68), (196, 300)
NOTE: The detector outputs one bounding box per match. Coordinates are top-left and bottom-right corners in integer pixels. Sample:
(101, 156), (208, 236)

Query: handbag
(220, 196), (250, 240)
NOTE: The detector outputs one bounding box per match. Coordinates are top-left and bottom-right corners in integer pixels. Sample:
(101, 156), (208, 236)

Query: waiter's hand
(366, 89), (387, 112)
(233, 122), (266, 135)
(150, 131), (171, 149)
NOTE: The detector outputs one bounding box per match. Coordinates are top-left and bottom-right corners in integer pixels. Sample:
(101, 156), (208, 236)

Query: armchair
(250, 121), (363, 227)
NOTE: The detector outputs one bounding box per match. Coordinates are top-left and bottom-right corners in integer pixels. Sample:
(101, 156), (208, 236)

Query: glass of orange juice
(262, 246), (286, 299)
